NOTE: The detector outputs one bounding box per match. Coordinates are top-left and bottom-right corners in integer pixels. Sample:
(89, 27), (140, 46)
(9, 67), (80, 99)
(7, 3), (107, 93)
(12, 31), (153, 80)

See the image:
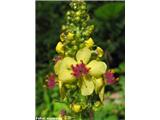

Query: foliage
(36, 1), (125, 120)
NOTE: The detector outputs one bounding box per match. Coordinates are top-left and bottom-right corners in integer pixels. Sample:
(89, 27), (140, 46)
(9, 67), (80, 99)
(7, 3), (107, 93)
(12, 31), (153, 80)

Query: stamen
(71, 60), (90, 78)
(104, 70), (118, 85)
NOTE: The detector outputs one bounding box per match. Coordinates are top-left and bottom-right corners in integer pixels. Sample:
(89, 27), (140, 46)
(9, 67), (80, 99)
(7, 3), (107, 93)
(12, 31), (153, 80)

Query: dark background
(36, 1), (125, 120)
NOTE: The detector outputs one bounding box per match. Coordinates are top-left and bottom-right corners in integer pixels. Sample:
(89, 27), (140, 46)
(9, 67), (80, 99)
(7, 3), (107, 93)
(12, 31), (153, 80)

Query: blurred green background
(36, 1), (125, 120)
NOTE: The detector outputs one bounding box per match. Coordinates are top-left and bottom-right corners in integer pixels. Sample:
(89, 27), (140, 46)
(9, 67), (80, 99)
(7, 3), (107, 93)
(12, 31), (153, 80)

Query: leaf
(53, 102), (68, 116)
(105, 115), (118, 120)
(94, 3), (124, 20)
(44, 90), (50, 110)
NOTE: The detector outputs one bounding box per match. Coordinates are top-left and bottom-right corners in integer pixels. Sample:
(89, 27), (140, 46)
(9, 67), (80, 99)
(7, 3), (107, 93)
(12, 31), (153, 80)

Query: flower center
(104, 70), (118, 85)
(47, 73), (56, 89)
(71, 60), (90, 78)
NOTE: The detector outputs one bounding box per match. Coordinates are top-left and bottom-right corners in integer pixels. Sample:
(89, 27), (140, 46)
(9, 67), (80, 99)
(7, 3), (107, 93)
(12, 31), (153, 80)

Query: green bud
(66, 11), (71, 16)
(67, 16), (71, 20)
(73, 45), (78, 50)
(81, 4), (86, 10)
(76, 11), (81, 16)
(61, 25), (67, 31)
(79, 44), (85, 48)
(75, 16), (80, 22)
(71, 40), (76, 45)
(82, 22), (87, 27)
(82, 31), (89, 36)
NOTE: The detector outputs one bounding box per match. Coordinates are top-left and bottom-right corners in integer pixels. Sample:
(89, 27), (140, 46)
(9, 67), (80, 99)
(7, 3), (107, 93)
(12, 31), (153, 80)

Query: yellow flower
(71, 104), (81, 113)
(67, 32), (74, 40)
(56, 42), (64, 54)
(85, 37), (94, 48)
(96, 47), (104, 57)
(54, 47), (107, 97)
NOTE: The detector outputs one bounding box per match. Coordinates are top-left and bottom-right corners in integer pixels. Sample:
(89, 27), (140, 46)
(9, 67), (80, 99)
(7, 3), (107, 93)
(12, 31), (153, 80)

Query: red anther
(104, 70), (118, 85)
(47, 73), (56, 89)
(71, 61), (90, 78)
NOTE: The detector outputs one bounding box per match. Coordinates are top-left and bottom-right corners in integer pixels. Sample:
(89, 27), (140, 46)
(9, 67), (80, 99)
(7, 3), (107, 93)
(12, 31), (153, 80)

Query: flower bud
(56, 42), (64, 54)
(94, 101), (101, 108)
(96, 47), (104, 57)
(67, 32), (74, 40)
(73, 45), (78, 50)
(61, 25), (67, 31)
(81, 4), (86, 10)
(67, 16), (71, 21)
(71, 104), (81, 113)
(71, 40), (76, 45)
(75, 11), (81, 16)
(92, 101), (101, 111)
(66, 11), (71, 16)
(60, 33), (66, 42)
(94, 77), (104, 93)
(75, 16), (80, 22)
(85, 37), (94, 48)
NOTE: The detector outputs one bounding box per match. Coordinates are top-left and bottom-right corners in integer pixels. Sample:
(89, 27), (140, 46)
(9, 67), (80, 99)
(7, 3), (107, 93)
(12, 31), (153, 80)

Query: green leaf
(94, 3), (124, 20)
(105, 115), (118, 120)
(53, 102), (68, 116)
(44, 90), (50, 110)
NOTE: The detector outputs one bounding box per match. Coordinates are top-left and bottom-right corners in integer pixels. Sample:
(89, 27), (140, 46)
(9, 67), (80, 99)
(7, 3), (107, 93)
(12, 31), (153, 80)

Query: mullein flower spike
(48, 0), (117, 115)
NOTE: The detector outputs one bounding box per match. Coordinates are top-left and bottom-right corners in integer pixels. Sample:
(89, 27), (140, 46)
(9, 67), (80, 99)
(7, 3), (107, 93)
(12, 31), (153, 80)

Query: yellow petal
(96, 47), (104, 57)
(59, 57), (77, 72)
(56, 42), (64, 54)
(71, 104), (81, 113)
(58, 69), (76, 84)
(67, 32), (74, 40)
(58, 57), (77, 83)
(87, 60), (107, 77)
(99, 86), (105, 102)
(81, 78), (94, 96)
(76, 47), (91, 64)
(54, 60), (62, 75)
(93, 77), (104, 94)
(85, 37), (94, 48)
